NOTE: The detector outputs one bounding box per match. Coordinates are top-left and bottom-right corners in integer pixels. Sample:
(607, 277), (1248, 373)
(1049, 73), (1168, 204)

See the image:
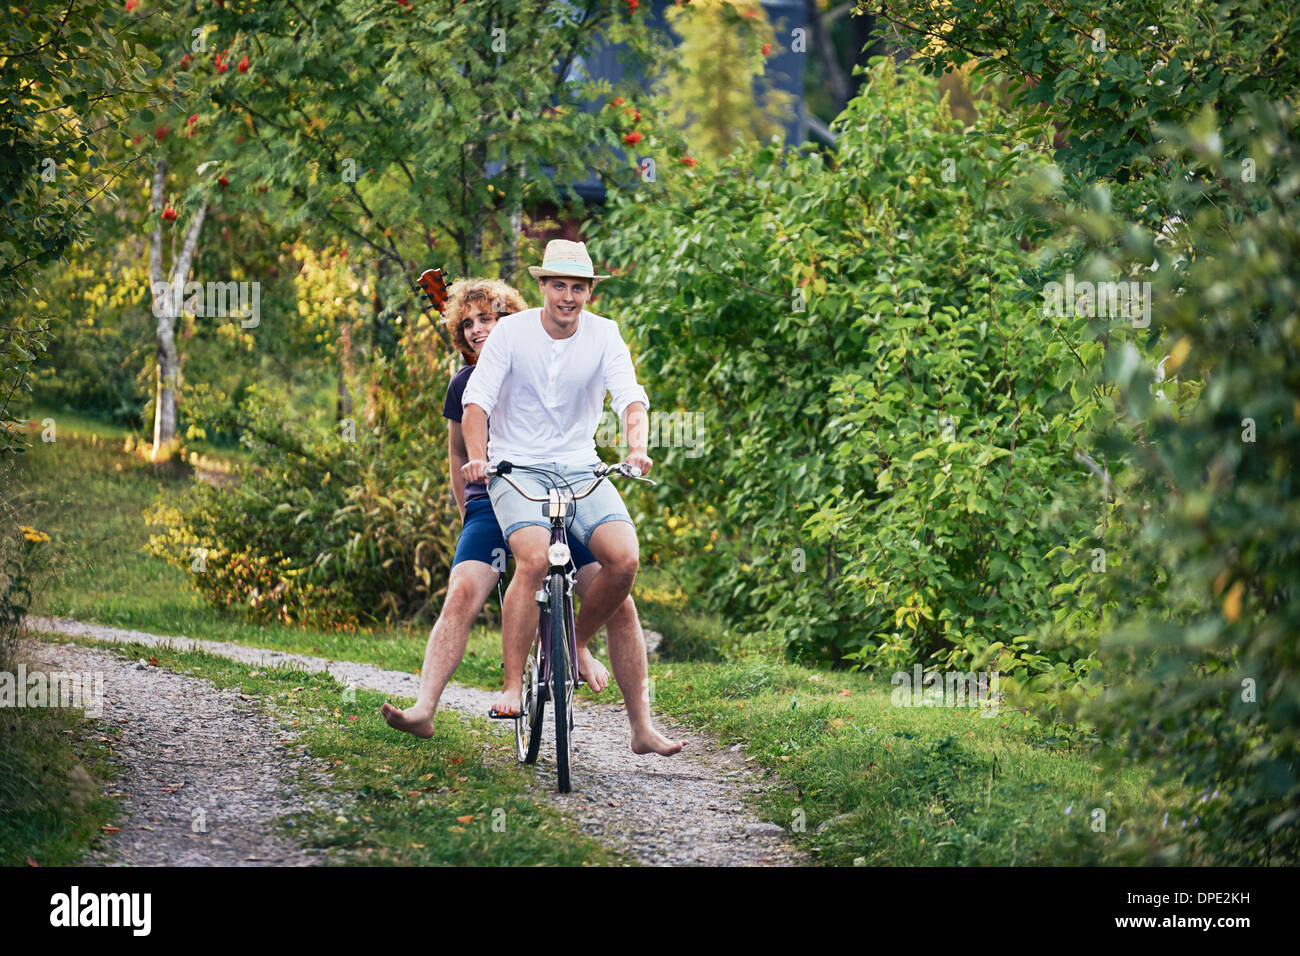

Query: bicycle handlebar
(486, 460), (657, 503)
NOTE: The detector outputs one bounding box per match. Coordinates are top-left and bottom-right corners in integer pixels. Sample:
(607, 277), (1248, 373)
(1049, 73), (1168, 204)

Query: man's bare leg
(574, 563), (684, 756)
(490, 525), (550, 715)
(382, 561), (500, 738)
(573, 519), (639, 642)
(570, 561), (610, 692)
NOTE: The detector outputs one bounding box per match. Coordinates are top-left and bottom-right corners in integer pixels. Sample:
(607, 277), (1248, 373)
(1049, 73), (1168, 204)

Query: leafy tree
(881, 0), (1300, 861)
(874, 0), (1299, 184)
(659, 0), (795, 162)
(0, 0), (166, 453)
(197, 0), (676, 293)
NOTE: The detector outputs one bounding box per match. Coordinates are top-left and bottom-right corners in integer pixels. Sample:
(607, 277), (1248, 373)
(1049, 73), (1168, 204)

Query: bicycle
(485, 459), (655, 793)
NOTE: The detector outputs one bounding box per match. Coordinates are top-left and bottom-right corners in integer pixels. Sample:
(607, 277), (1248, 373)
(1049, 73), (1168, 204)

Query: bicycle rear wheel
(549, 574), (573, 793)
(516, 642), (544, 764)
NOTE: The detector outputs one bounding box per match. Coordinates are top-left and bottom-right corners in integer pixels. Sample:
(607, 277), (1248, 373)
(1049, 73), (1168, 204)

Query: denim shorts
(452, 495), (596, 571)
(487, 459), (633, 549)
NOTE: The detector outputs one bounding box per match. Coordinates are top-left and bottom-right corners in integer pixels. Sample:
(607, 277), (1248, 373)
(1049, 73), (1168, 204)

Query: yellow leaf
(1223, 581), (1244, 622)
(1166, 336), (1191, 373)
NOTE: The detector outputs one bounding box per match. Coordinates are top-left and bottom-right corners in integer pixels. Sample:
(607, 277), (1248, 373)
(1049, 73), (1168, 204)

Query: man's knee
(507, 534), (550, 582)
(605, 551), (638, 585)
(589, 524), (639, 581)
(442, 566), (493, 620)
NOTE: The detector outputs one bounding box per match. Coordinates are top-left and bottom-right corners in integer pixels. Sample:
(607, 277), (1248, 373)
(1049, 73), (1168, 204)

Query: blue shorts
(452, 495), (596, 573)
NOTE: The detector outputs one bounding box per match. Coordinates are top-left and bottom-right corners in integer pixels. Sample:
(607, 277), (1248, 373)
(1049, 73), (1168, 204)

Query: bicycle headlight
(548, 543), (571, 567)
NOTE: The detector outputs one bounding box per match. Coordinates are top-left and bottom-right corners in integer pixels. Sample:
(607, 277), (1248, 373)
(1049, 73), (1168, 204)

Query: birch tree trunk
(148, 158), (207, 462)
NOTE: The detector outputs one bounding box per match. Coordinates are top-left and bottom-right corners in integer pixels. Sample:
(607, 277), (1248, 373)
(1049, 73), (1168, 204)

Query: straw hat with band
(527, 240), (610, 282)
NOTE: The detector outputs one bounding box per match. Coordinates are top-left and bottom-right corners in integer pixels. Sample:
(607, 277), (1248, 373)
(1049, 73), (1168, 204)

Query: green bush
(1032, 100), (1300, 864)
(596, 58), (1097, 677)
(147, 321), (460, 627)
(875, 0), (1300, 864)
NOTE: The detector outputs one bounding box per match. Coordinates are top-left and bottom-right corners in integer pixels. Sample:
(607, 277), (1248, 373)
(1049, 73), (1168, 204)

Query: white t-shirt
(461, 307), (650, 467)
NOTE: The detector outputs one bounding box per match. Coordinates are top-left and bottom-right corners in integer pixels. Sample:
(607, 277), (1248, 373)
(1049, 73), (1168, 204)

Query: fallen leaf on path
(149, 656), (160, 666)
(100, 826), (120, 833)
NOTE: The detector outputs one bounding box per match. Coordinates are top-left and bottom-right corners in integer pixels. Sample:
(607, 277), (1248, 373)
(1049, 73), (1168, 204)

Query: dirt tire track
(25, 616), (807, 866)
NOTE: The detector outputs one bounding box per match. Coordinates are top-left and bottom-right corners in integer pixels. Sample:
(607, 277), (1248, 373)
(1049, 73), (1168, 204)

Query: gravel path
(22, 639), (336, 866)
(25, 616), (806, 866)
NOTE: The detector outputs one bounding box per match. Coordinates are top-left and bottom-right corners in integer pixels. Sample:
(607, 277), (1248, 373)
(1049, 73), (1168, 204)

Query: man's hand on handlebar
(462, 458), (489, 484)
(625, 451), (653, 477)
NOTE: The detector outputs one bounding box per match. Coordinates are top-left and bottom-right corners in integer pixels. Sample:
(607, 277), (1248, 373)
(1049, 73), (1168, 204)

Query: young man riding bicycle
(383, 259), (681, 757)
(461, 240), (682, 756)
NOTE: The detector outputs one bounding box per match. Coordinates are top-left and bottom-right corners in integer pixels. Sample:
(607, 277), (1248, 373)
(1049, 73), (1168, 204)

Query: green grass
(0, 649), (121, 866)
(22, 631), (622, 866)
(642, 660), (1181, 865)
(7, 418), (1190, 865)
(24, 403), (256, 465)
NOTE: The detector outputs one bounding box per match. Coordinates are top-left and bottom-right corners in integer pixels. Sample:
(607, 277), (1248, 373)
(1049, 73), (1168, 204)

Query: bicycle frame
(536, 486), (579, 727)
(486, 460), (655, 792)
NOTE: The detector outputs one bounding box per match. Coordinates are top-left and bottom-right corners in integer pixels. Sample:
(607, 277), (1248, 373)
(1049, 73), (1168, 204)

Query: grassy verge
(643, 660), (1183, 865)
(23, 630), (622, 866)
(0, 648), (121, 866)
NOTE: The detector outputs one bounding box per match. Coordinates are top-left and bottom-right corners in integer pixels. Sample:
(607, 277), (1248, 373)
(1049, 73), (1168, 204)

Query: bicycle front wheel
(549, 574), (573, 793)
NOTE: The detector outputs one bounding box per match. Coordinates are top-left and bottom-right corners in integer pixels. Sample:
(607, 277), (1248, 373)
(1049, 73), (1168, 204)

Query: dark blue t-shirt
(443, 364), (490, 502)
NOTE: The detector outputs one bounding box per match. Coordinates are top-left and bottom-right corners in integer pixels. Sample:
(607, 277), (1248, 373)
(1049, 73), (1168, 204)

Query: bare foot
(490, 688), (522, 717)
(576, 647), (610, 693)
(631, 726), (685, 756)
(382, 701), (436, 739)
